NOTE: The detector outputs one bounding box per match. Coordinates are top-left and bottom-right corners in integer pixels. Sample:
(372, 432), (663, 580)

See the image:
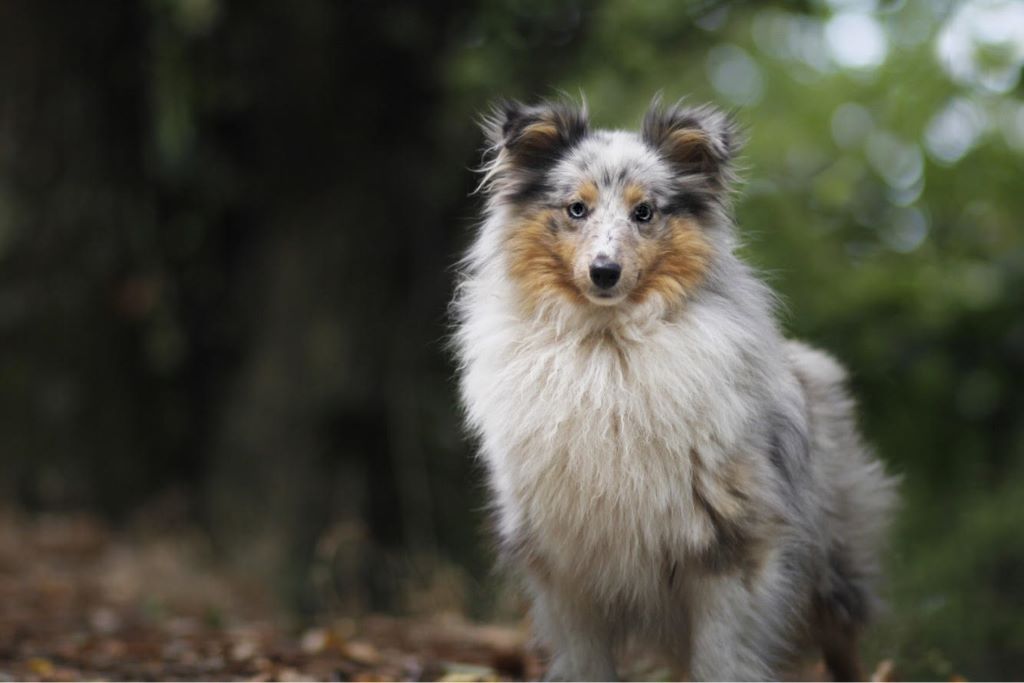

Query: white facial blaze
(589, 210), (627, 265)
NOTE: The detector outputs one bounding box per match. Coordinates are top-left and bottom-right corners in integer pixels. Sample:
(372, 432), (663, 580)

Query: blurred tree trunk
(194, 0), (476, 609)
(0, 1), (159, 511)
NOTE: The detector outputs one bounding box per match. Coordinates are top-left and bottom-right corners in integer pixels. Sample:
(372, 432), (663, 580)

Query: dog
(451, 96), (897, 681)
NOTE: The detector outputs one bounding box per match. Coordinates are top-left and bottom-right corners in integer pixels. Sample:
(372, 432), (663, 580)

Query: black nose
(589, 259), (622, 290)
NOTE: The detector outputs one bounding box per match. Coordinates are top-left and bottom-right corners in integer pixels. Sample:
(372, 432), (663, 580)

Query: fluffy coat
(452, 97), (896, 681)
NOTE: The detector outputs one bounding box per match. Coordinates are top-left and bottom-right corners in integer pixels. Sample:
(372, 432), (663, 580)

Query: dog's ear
(642, 99), (740, 190)
(478, 99), (589, 197)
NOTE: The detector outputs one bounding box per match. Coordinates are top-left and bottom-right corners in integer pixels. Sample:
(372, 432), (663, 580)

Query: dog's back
(787, 341), (898, 680)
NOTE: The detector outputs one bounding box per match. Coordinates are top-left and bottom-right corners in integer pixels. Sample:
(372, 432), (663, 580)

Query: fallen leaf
(26, 658), (54, 677)
(342, 640), (382, 665)
(439, 662), (501, 682)
(231, 639), (258, 662)
(300, 628), (329, 654)
(872, 658), (895, 683)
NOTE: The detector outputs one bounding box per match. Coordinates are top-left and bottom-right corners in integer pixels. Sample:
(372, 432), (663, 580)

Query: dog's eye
(567, 202), (588, 219)
(633, 203), (654, 223)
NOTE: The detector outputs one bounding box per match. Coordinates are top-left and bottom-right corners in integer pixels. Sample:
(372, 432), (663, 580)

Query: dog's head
(478, 97), (740, 314)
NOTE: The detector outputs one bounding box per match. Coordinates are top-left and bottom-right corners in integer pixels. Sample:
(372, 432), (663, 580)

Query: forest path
(0, 511), (902, 681)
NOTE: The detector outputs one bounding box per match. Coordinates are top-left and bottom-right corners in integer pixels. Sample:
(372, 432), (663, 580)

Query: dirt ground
(0, 509), (550, 681)
(0, 509), (903, 681)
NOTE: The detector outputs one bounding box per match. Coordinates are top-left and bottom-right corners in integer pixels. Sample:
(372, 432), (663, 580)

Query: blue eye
(633, 203), (653, 223)
(567, 202), (588, 219)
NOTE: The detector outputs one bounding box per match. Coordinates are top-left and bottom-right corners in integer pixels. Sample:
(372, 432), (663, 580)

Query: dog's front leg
(529, 580), (618, 681)
(689, 574), (786, 681)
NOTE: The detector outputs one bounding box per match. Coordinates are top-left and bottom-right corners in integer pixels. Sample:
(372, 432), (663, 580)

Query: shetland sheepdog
(452, 97), (896, 681)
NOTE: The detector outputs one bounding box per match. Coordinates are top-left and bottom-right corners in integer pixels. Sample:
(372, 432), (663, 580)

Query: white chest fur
(457, 278), (779, 604)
